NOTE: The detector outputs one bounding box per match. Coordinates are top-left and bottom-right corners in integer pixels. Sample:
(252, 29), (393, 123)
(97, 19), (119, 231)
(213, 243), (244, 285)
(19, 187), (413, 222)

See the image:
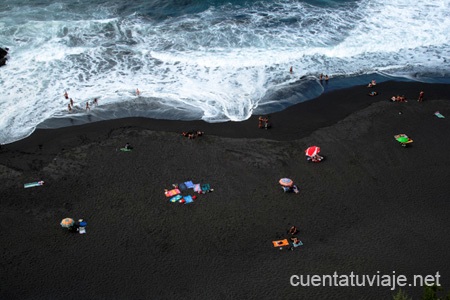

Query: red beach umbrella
(279, 178), (293, 187)
(305, 146), (320, 157)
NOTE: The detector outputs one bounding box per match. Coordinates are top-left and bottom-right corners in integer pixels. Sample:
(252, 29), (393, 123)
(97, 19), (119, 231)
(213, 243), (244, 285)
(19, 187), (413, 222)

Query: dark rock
(0, 47), (9, 67)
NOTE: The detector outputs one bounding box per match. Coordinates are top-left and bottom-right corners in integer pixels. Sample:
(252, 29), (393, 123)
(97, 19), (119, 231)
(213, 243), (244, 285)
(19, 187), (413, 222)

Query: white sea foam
(0, 0), (449, 143)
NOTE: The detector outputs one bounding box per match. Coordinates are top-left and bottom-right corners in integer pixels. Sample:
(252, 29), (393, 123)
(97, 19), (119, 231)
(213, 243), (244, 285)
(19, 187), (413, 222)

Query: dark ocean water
(1, 0), (449, 143)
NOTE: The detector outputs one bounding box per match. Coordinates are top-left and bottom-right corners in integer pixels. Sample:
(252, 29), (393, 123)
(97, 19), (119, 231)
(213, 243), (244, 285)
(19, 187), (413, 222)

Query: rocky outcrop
(0, 47), (9, 67)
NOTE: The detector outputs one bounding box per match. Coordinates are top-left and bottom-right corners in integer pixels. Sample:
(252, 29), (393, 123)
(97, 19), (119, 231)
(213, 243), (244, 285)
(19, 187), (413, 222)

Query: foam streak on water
(0, 0), (449, 144)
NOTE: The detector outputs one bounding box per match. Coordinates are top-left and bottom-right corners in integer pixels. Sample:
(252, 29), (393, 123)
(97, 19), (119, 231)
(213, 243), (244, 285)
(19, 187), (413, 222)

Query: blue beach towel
(170, 195), (183, 203)
(293, 240), (303, 247)
(178, 182), (187, 191)
(184, 181), (194, 189)
(183, 195), (194, 204)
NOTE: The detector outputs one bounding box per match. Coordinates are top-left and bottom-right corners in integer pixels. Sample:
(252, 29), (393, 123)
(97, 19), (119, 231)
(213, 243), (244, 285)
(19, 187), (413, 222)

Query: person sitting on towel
(291, 237), (301, 246)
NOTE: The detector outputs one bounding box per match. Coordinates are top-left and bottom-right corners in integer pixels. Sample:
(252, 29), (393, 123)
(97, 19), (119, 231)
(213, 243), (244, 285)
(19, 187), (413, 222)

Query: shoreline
(3, 74), (450, 146)
(1, 80), (450, 299)
(4, 81), (450, 151)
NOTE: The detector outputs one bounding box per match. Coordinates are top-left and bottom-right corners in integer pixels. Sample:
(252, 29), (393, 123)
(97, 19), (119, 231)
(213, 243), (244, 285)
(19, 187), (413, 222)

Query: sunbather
(291, 237), (302, 247)
(289, 226), (298, 235)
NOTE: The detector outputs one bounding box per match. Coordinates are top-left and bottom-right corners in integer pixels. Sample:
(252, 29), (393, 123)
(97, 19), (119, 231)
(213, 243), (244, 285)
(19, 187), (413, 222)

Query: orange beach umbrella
(60, 218), (74, 228)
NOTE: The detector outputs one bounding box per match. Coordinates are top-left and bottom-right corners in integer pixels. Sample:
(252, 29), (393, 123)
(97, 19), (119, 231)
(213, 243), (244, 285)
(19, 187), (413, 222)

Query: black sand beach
(1, 81), (450, 299)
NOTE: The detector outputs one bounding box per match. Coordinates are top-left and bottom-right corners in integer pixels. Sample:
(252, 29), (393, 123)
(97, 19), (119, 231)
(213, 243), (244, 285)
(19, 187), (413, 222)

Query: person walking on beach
(136, 88), (140, 96)
(86, 101), (90, 111)
(418, 91), (424, 102)
(68, 103), (72, 112)
(64, 91), (69, 99)
(93, 98), (98, 106)
(290, 66), (293, 74)
(70, 98), (74, 107)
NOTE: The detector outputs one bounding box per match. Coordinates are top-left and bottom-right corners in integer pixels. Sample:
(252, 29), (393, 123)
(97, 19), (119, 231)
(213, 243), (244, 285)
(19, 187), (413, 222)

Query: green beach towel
(24, 181), (45, 188)
(435, 111), (445, 118)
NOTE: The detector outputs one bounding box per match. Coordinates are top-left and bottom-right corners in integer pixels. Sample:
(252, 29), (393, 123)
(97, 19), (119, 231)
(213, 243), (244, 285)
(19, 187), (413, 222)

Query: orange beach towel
(272, 239), (289, 247)
(165, 188), (181, 197)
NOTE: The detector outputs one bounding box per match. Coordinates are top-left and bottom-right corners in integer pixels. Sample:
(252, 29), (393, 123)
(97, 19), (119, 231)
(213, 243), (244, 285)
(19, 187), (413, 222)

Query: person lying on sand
(182, 130), (204, 139)
(289, 226), (298, 235)
(390, 95), (407, 102)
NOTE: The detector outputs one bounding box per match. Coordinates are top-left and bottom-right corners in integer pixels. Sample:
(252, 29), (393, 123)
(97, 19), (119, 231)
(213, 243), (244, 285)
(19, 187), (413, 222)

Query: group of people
(258, 116), (271, 129)
(306, 154), (323, 163)
(65, 91), (98, 112)
(319, 73), (329, 82)
(390, 91), (424, 103)
(367, 80), (378, 96)
(182, 130), (204, 139)
(282, 183), (299, 194)
(368, 82), (424, 103)
(390, 95), (407, 102)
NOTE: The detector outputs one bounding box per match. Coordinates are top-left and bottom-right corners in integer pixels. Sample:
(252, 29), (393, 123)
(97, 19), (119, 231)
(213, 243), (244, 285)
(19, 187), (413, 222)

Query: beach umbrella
(60, 218), (74, 228)
(305, 146), (320, 157)
(279, 178), (294, 187)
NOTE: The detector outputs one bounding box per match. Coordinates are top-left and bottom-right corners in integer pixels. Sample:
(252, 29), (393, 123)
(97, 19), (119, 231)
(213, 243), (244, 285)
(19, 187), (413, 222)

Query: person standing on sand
(86, 102), (90, 111)
(418, 91), (424, 102)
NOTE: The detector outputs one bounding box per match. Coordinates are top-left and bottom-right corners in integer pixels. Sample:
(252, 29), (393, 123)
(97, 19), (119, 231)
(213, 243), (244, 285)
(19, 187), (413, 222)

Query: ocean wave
(0, 0), (449, 144)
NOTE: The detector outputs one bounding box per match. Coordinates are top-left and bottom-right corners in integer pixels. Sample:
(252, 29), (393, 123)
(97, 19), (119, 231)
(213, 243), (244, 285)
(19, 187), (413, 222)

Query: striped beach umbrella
(60, 218), (74, 228)
(305, 146), (320, 157)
